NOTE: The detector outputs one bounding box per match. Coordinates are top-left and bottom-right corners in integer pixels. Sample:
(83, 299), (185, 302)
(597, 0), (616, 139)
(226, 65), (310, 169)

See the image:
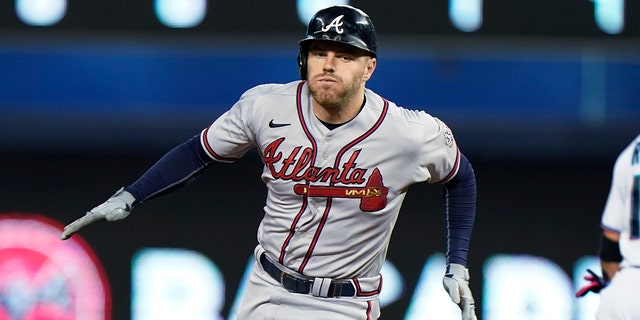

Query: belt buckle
(334, 280), (357, 298)
(279, 272), (299, 293)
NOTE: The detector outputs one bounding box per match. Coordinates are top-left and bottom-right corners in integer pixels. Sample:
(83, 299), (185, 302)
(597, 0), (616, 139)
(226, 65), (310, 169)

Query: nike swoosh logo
(269, 119), (291, 128)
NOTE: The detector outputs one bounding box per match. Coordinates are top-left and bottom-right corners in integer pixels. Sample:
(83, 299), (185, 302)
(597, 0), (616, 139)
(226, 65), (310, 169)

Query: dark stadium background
(0, 1), (638, 318)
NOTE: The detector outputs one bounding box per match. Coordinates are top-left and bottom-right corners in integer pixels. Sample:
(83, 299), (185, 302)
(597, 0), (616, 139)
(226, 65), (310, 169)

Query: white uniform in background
(598, 134), (640, 319)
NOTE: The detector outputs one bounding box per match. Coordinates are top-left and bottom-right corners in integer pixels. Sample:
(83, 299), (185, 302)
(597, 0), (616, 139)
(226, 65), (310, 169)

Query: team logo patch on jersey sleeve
(435, 118), (455, 148)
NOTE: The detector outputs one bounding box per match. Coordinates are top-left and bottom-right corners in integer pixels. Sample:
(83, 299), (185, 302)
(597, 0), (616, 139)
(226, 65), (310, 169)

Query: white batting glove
(60, 187), (135, 240)
(443, 263), (478, 320)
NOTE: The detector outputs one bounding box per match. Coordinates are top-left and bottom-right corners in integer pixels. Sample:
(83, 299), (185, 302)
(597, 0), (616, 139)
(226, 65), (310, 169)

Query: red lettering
(262, 138), (368, 185)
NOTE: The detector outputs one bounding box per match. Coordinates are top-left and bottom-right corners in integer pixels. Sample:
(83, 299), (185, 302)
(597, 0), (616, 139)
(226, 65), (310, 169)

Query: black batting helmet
(297, 5), (377, 80)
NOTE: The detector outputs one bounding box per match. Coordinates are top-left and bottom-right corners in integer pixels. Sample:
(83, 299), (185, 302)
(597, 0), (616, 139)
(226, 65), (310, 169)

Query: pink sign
(0, 213), (111, 320)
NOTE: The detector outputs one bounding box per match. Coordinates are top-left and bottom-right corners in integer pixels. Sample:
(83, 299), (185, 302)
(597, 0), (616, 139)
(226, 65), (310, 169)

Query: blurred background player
(576, 133), (640, 319)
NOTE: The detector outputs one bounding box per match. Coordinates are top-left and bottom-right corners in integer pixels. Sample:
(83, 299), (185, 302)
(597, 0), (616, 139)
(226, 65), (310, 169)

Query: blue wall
(0, 37), (637, 157)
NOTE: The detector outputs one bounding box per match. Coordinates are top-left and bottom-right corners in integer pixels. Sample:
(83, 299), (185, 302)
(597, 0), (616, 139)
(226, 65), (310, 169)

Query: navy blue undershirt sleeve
(442, 152), (477, 266)
(124, 134), (215, 206)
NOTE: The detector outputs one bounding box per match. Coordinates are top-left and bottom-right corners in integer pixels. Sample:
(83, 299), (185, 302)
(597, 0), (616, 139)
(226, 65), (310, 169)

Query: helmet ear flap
(297, 47), (307, 80)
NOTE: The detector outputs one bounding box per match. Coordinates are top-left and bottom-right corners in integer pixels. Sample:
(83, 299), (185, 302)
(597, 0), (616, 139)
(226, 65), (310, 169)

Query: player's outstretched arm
(61, 134), (215, 240)
(61, 187), (135, 240)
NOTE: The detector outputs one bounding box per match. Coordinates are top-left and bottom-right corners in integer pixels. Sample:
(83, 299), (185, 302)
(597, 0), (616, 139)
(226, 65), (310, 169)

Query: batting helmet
(297, 5), (377, 80)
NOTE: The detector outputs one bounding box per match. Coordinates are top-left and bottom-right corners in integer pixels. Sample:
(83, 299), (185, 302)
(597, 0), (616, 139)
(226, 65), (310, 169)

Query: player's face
(306, 41), (376, 110)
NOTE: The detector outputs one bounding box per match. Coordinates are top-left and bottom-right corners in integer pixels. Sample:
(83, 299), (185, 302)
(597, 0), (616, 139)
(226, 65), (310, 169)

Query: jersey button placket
(321, 134), (332, 161)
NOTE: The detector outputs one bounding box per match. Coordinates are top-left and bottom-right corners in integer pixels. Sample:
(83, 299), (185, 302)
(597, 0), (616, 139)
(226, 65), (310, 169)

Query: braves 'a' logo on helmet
(320, 15), (345, 34)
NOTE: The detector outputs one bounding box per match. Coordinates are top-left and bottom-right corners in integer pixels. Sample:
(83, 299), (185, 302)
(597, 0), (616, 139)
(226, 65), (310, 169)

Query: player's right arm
(598, 138), (632, 280)
(600, 228), (621, 281)
(61, 134), (216, 240)
(60, 84), (269, 240)
(575, 227), (621, 297)
(125, 134), (217, 205)
(576, 137), (634, 297)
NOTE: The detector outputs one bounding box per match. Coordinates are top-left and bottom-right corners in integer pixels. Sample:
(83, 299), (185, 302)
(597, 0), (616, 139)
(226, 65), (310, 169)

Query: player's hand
(60, 187), (135, 240)
(443, 263), (477, 320)
(575, 269), (608, 298)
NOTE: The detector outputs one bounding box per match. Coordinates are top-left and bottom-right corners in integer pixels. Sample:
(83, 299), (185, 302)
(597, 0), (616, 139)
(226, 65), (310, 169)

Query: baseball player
(61, 5), (478, 320)
(576, 133), (640, 319)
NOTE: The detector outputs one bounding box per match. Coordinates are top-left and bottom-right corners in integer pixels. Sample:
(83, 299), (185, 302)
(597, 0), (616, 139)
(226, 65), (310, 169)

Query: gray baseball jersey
(200, 81), (460, 280)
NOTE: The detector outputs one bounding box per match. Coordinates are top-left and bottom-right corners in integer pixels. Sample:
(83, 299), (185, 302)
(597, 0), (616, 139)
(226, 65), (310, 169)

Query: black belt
(259, 253), (356, 298)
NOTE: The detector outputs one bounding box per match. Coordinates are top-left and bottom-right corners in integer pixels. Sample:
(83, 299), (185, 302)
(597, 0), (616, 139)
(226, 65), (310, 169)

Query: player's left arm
(441, 152), (478, 320)
(442, 152), (476, 266)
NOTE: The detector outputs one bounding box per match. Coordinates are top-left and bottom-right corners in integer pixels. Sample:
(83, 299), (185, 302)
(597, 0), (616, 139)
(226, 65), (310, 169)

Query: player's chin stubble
(309, 74), (361, 110)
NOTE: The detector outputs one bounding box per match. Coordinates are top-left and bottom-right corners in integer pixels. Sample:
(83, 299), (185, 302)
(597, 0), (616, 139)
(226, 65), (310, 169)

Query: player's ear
(298, 48), (308, 80)
(363, 57), (376, 81)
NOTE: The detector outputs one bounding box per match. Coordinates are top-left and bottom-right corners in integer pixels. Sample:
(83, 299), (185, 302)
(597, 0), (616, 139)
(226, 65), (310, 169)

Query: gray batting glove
(60, 187), (135, 240)
(443, 263), (478, 320)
